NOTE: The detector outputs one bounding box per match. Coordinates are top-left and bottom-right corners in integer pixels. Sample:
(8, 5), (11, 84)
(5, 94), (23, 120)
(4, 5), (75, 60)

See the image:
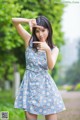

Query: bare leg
(45, 114), (57, 120)
(24, 111), (38, 120)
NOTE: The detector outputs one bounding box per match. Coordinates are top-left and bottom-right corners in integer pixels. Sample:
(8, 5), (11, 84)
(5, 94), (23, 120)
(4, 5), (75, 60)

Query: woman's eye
(35, 30), (39, 33)
(42, 29), (45, 32)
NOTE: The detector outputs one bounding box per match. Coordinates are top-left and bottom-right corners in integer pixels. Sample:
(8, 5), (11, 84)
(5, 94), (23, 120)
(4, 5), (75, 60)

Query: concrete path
(58, 91), (80, 120)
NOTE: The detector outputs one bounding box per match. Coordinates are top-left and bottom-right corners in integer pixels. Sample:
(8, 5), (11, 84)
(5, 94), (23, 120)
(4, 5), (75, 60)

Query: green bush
(75, 83), (80, 91)
(65, 86), (73, 91)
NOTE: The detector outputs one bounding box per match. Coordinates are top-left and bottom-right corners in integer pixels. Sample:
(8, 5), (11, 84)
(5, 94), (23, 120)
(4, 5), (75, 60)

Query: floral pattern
(14, 40), (66, 115)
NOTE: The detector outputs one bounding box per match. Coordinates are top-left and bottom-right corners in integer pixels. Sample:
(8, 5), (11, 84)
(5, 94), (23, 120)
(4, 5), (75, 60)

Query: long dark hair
(29, 16), (55, 50)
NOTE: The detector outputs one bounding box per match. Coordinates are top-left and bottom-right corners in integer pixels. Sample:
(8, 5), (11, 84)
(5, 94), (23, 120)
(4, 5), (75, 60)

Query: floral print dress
(14, 39), (66, 115)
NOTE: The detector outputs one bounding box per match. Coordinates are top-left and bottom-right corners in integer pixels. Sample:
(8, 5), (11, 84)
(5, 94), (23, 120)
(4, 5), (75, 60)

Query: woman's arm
(46, 46), (59, 70)
(12, 18), (36, 48)
(32, 41), (59, 70)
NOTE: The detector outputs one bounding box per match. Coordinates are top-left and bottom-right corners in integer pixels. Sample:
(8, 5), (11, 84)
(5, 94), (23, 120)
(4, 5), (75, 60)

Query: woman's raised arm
(12, 18), (36, 48)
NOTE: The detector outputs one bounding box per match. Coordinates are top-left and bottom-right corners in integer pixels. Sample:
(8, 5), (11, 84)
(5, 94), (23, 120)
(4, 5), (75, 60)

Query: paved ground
(58, 91), (80, 120)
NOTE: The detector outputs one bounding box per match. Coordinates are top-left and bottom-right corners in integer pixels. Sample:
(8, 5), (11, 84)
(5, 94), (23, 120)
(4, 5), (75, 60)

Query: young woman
(12, 16), (66, 120)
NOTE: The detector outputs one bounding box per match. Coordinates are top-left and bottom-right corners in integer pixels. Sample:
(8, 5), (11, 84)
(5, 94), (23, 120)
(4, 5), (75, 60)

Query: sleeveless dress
(14, 39), (66, 115)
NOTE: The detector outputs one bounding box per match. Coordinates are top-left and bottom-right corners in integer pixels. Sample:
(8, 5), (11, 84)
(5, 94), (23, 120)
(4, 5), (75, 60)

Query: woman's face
(35, 27), (49, 42)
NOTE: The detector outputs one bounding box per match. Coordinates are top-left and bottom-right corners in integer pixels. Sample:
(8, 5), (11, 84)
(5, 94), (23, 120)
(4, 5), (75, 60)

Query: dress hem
(14, 107), (66, 115)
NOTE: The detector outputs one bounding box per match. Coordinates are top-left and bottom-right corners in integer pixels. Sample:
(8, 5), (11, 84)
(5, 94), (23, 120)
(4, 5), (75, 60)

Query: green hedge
(75, 83), (80, 91)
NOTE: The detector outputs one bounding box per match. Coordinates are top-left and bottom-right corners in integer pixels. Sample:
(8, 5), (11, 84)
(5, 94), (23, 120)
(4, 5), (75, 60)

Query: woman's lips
(39, 37), (43, 39)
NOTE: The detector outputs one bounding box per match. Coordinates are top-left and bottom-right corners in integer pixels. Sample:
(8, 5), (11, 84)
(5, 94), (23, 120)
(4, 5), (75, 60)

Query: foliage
(18, 0), (65, 79)
(64, 40), (80, 85)
(64, 83), (80, 91)
(0, 89), (26, 120)
(0, 0), (22, 82)
(65, 85), (73, 91)
(75, 83), (80, 91)
(0, 0), (65, 85)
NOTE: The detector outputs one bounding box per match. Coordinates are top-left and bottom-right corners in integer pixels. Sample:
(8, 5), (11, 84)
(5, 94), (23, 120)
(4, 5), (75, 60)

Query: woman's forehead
(35, 27), (45, 30)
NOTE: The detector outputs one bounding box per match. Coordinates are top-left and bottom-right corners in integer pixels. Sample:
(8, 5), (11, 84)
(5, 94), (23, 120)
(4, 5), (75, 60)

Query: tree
(0, 0), (65, 85)
(17, 0), (65, 80)
(0, 0), (22, 81)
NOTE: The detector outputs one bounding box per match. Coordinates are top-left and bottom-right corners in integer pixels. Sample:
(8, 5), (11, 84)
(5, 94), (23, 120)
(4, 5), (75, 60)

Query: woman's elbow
(12, 18), (16, 24)
(12, 18), (18, 23)
(48, 64), (55, 70)
(12, 18), (15, 22)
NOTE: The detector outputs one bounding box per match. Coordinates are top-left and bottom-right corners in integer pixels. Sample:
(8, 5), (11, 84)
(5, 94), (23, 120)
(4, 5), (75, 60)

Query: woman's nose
(39, 31), (43, 36)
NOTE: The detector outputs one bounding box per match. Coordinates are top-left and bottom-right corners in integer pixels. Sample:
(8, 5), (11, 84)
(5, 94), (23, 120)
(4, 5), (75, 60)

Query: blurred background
(0, 0), (80, 120)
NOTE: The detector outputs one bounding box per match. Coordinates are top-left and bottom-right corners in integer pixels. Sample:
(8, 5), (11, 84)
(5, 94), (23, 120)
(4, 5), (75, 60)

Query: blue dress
(14, 40), (66, 115)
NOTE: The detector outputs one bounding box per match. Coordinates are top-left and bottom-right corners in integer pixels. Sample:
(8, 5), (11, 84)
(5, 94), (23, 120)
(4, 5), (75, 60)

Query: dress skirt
(14, 69), (66, 115)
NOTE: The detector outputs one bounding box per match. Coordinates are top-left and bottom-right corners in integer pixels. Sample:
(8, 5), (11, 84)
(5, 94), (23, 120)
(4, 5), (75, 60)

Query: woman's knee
(24, 111), (37, 120)
(45, 113), (57, 120)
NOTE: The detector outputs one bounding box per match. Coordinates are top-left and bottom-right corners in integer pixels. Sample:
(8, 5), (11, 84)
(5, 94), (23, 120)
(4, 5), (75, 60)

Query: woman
(12, 16), (66, 120)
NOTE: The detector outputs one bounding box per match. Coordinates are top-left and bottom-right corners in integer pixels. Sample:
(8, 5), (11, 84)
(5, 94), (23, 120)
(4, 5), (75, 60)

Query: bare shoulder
(52, 46), (59, 53)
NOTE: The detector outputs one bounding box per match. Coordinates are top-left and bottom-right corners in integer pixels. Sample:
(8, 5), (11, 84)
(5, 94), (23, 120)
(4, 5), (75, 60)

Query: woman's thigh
(45, 113), (57, 120)
(24, 111), (38, 120)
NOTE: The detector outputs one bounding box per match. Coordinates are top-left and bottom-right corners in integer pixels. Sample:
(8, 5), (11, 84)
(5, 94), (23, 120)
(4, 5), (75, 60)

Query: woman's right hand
(29, 19), (44, 32)
(29, 19), (37, 32)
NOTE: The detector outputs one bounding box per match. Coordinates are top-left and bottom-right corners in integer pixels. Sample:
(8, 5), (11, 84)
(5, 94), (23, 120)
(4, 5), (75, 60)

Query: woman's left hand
(33, 41), (50, 52)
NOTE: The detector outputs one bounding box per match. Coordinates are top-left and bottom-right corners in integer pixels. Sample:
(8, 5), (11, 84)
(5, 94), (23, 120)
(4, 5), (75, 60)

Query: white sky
(61, 3), (80, 43)
(60, 3), (80, 66)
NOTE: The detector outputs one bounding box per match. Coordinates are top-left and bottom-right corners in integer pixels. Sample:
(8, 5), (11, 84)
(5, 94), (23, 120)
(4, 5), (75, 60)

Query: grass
(0, 90), (80, 120)
(0, 90), (24, 120)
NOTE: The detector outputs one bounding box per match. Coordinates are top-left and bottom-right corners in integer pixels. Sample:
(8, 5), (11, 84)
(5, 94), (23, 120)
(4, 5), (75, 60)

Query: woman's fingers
(33, 42), (41, 48)
(29, 21), (33, 32)
(29, 19), (36, 32)
(33, 24), (44, 29)
(33, 42), (43, 50)
(33, 42), (40, 47)
(30, 26), (32, 32)
(33, 41), (41, 43)
(31, 19), (36, 24)
(29, 19), (44, 32)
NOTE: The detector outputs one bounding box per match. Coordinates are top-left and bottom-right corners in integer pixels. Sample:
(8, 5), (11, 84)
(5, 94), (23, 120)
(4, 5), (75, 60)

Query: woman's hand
(33, 41), (50, 52)
(29, 19), (36, 32)
(29, 19), (44, 32)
